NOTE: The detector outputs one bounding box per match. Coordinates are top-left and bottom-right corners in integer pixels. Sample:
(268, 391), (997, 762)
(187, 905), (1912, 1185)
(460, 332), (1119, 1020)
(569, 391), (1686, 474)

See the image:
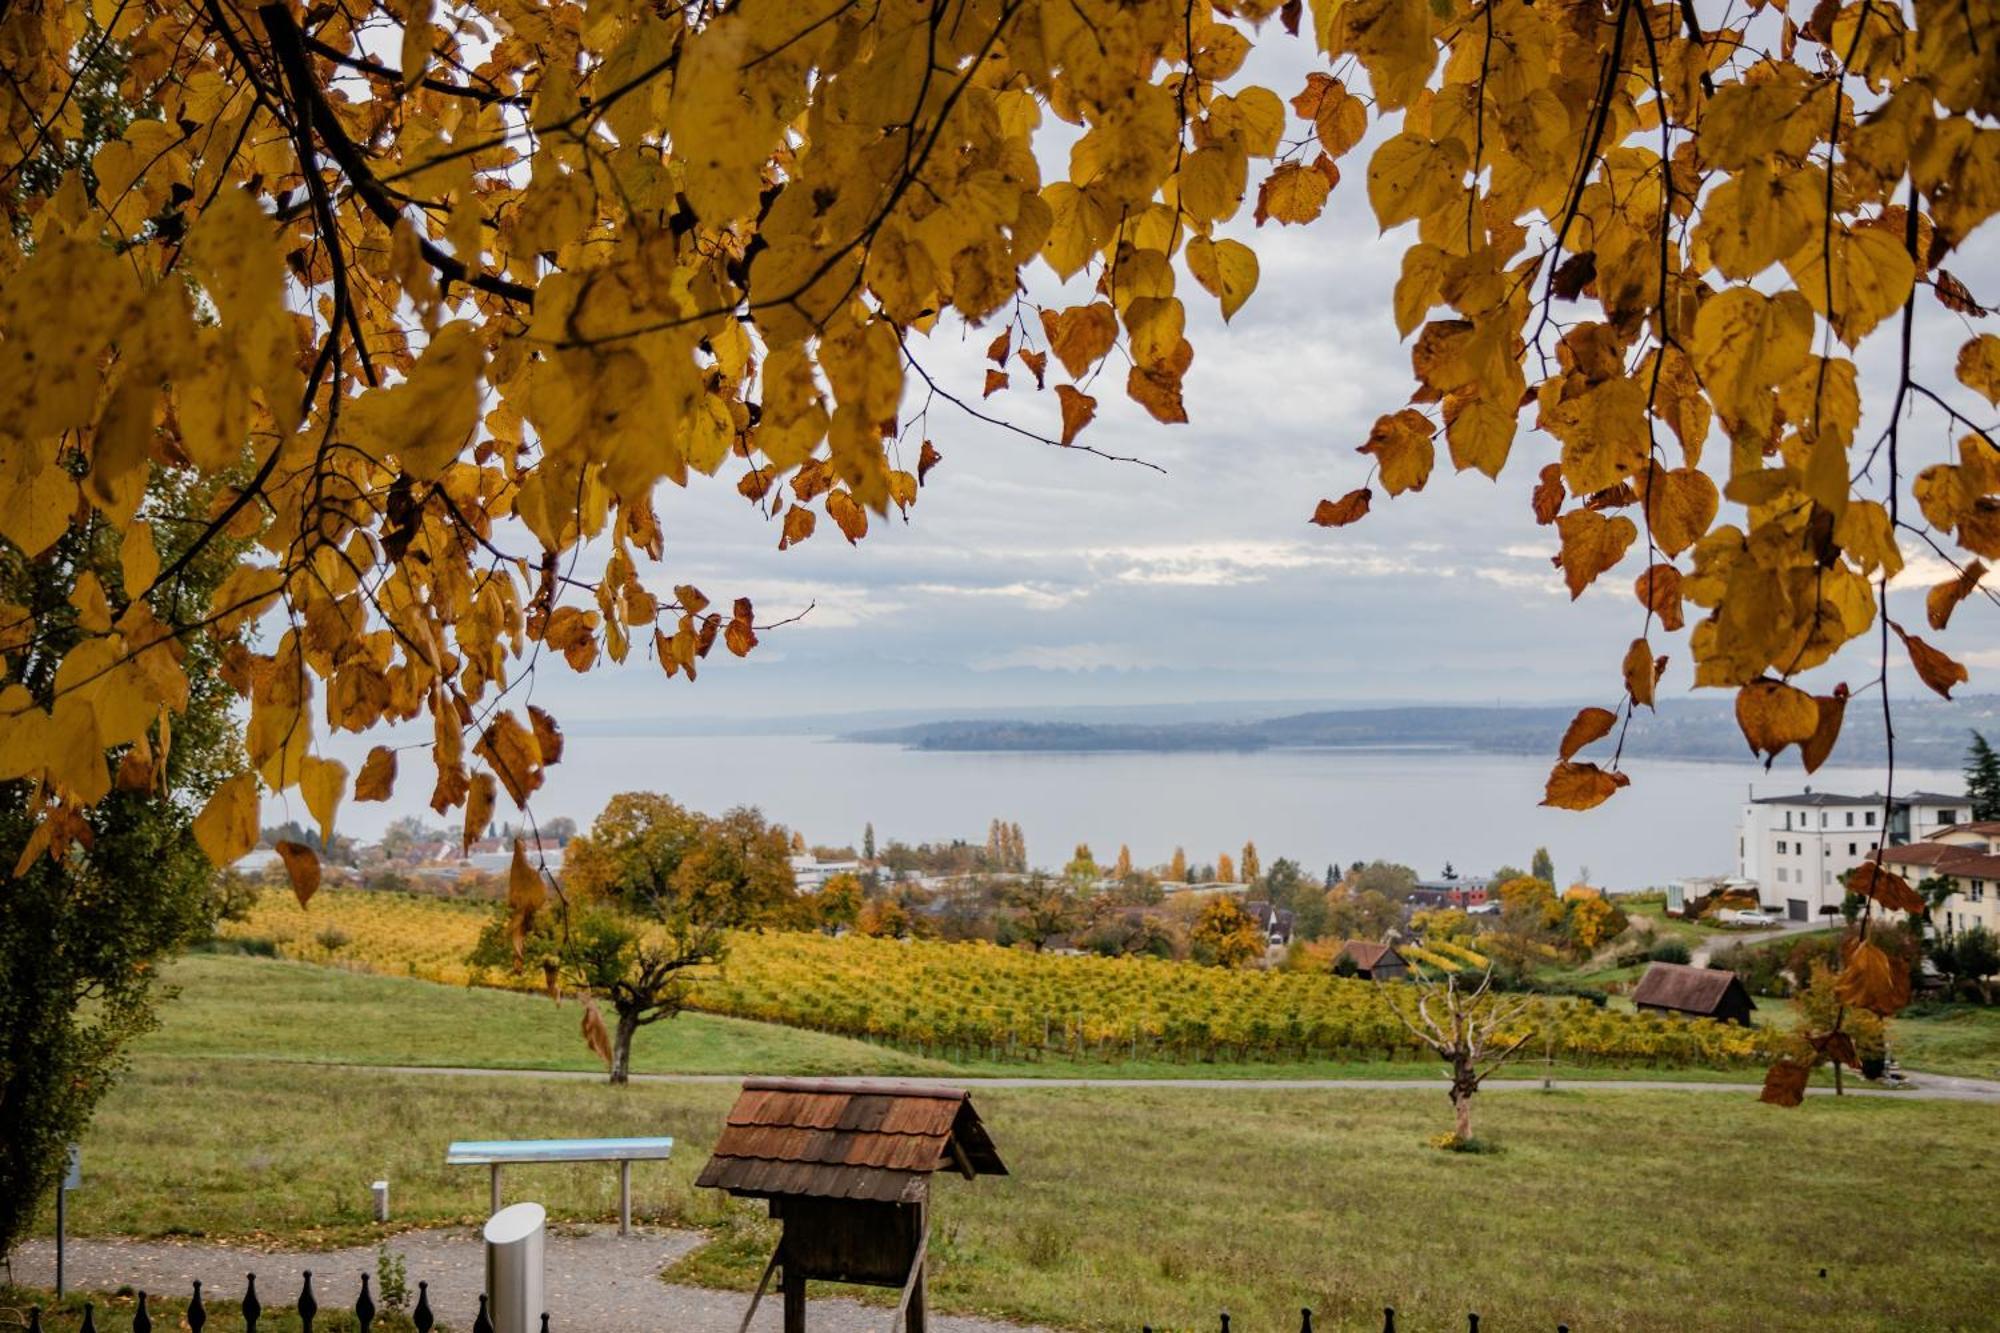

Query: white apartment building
(1880, 823), (2000, 939)
(1736, 788), (1972, 921)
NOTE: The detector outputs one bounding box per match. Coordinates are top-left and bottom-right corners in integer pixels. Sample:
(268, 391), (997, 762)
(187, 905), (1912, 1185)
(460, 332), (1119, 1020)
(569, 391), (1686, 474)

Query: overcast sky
(510, 38), (2000, 731)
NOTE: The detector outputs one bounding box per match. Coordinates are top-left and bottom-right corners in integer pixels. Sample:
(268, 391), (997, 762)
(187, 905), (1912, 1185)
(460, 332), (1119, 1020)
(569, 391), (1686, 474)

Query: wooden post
(906, 1258), (925, 1333)
(618, 1161), (632, 1236)
(781, 1262), (805, 1333)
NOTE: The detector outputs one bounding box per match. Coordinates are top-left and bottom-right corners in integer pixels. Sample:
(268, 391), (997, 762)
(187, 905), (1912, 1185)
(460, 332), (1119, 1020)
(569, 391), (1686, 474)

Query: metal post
(372, 1181), (390, 1224)
(490, 1165), (501, 1216)
(483, 1203), (546, 1333)
(618, 1161), (631, 1236)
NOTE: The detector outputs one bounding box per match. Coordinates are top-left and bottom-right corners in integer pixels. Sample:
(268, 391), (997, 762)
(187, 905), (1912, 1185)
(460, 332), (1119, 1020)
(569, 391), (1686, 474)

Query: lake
(310, 731), (1960, 890)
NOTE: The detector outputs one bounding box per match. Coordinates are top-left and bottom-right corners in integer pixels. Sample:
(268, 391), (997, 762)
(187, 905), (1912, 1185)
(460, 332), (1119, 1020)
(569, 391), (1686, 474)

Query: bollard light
(371, 1180), (390, 1223)
(483, 1202), (546, 1333)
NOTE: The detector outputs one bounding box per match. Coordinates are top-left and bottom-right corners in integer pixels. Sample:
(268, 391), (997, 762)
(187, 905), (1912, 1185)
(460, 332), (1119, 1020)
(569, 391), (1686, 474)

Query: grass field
(1887, 1003), (2000, 1079)
(40, 1058), (2000, 1332)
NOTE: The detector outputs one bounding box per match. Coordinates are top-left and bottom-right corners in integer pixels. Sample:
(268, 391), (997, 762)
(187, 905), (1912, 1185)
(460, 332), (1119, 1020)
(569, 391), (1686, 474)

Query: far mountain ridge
(850, 696), (2000, 769)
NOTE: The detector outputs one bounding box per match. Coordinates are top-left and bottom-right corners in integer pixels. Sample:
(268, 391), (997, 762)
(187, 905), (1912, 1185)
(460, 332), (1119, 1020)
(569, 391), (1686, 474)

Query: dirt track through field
(7, 1228), (1043, 1333)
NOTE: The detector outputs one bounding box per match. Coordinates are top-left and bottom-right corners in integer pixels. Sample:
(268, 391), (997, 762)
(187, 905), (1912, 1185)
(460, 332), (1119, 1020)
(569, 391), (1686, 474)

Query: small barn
(694, 1077), (1006, 1333)
(1632, 962), (1757, 1026)
(1337, 939), (1411, 980)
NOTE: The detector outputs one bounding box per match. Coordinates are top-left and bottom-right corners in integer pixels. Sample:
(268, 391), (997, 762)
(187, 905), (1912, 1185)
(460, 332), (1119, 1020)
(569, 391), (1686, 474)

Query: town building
(1877, 822), (2000, 940)
(1734, 788), (1971, 921)
(791, 855), (863, 891)
(1631, 962), (1757, 1026)
(1242, 901), (1295, 947)
(1406, 876), (1492, 910)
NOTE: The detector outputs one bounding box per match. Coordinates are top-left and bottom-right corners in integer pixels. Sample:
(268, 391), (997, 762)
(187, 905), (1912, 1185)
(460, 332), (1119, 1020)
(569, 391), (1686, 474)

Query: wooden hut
(1337, 939), (1411, 980)
(694, 1077), (1006, 1333)
(1631, 962), (1757, 1026)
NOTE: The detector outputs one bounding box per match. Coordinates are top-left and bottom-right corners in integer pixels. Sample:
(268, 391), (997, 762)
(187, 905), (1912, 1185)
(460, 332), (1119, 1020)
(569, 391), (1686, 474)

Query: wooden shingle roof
(1631, 962), (1754, 1015)
(694, 1078), (1006, 1204)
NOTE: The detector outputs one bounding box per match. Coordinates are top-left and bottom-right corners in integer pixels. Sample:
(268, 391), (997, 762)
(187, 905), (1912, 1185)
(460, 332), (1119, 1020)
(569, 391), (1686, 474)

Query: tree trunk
(1833, 1057), (1843, 1097)
(610, 1011), (640, 1085)
(1450, 1054), (1477, 1144)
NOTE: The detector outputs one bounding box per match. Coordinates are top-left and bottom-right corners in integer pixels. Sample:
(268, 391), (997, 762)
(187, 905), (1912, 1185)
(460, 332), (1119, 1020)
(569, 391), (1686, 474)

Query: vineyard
(222, 888), (1781, 1068)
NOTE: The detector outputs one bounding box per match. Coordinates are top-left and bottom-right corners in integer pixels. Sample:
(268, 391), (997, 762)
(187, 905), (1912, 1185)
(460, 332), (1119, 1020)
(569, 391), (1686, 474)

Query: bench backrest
(446, 1137), (675, 1165)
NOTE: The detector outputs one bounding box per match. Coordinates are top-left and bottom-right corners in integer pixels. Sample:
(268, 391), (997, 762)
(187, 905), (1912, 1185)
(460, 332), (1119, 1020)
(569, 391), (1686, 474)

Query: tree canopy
(4, 0), (1995, 1056)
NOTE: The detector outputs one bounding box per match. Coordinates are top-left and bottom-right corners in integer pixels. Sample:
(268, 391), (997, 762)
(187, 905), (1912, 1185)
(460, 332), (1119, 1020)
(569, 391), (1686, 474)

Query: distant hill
(849, 696), (2000, 768)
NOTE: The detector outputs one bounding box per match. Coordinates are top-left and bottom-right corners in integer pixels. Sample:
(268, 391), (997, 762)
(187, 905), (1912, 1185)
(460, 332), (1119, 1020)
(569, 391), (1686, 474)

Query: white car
(1724, 908), (1783, 927)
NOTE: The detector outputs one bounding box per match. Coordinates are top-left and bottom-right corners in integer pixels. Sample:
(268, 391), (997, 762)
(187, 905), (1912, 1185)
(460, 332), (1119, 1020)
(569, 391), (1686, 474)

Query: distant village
(229, 759), (2000, 1029)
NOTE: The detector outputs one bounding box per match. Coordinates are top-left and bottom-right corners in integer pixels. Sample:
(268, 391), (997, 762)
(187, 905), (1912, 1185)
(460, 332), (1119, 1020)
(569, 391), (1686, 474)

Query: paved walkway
(7, 1229), (1040, 1333)
(343, 1063), (2000, 1102)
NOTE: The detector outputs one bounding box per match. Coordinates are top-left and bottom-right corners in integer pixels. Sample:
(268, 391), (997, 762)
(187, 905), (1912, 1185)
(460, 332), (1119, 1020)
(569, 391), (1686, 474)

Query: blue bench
(446, 1137), (674, 1235)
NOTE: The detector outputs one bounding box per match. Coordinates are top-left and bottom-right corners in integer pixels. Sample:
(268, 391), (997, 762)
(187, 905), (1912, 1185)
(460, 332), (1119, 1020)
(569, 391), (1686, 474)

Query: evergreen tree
(1531, 846), (1556, 886)
(1966, 733), (2000, 821)
(863, 822), (877, 861)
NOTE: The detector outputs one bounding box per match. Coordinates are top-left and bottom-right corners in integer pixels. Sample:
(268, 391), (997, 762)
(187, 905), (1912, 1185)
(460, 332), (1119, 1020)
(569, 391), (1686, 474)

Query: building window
(1821, 812), (1828, 827)
(1940, 809), (1959, 825)
(1974, 881), (1987, 903)
(1777, 867), (1788, 883)
(1866, 812), (1876, 826)
(1848, 842), (1858, 855)
(1785, 811), (1793, 830)
(1777, 840), (1788, 854)
(1846, 812), (1855, 827)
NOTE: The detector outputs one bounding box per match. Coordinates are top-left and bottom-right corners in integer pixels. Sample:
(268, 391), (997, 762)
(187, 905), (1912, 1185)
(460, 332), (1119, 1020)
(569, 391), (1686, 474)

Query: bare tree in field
(1383, 969), (1536, 1147)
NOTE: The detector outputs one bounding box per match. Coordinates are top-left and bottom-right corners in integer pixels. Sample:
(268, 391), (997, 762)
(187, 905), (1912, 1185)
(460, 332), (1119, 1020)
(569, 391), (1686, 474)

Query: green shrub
(1647, 939), (1693, 965)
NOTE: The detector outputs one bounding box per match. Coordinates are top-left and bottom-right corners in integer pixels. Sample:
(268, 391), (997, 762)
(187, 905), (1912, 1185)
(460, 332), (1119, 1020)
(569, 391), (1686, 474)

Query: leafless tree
(1382, 969), (1537, 1146)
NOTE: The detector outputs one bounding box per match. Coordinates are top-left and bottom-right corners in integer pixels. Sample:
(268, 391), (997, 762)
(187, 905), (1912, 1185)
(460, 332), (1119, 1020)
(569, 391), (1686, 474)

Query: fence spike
(1382, 1309), (1396, 1333)
(241, 1275), (260, 1333)
(188, 1281), (205, 1333)
(412, 1282), (433, 1333)
(472, 1293), (493, 1333)
(539, 1314), (550, 1333)
(133, 1292), (151, 1333)
(78, 1304), (95, 1333)
(355, 1273), (376, 1333)
(1468, 1316), (1479, 1333)
(1220, 1313), (1230, 1333)
(1300, 1309), (1313, 1333)
(25, 1307), (39, 1333)
(297, 1272), (317, 1333)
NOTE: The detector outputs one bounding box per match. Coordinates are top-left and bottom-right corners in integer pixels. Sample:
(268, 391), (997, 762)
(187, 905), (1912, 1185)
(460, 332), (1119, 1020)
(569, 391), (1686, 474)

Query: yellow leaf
(1442, 395), (1514, 479)
(1541, 761), (1629, 811)
(1735, 679), (1819, 760)
(274, 839), (321, 909)
(464, 769), (496, 849)
(299, 754), (347, 848)
(1254, 162), (1332, 226)
(1043, 303), (1119, 380)
(1640, 466), (1719, 557)
(1783, 222), (1917, 346)
(1957, 334), (2000, 406)
(528, 705), (565, 765)
(1557, 706), (1618, 761)
(1185, 237), (1259, 321)
(193, 772), (260, 868)
(1366, 134), (1467, 230)
(1835, 936), (1910, 1016)
(1894, 621), (1969, 698)
(1310, 489), (1372, 527)
(119, 526), (159, 602)
(1691, 288), (1815, 439)
(354, 745), (397, 802)
(827, 490), (868, 544)
(1622, 638), (1658, 710)
(1357, 409), (1435, 495)
(1554, 510), (1638, 599)
(1055, 385), (1097, 446)
(1800, 687), (1848, 774)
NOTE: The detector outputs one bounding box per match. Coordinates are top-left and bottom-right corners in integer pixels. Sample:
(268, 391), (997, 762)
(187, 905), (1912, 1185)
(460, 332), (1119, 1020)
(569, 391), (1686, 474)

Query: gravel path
(7, 1229), (1042, 1333)
(337, 1063), (2000, 1102)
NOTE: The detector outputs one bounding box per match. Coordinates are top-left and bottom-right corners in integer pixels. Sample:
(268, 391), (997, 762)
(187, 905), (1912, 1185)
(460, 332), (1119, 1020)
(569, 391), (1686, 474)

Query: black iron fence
(17, 1276), (1581, 1332)
(18, 1272), (535, 1333)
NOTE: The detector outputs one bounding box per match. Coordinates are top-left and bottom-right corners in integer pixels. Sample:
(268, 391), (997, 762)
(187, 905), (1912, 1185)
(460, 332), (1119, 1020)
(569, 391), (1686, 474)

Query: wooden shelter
(1631, 962), (1757, 1026)
(694, 1077), (1006, 1333)
(1337, 939), (1411, 980)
